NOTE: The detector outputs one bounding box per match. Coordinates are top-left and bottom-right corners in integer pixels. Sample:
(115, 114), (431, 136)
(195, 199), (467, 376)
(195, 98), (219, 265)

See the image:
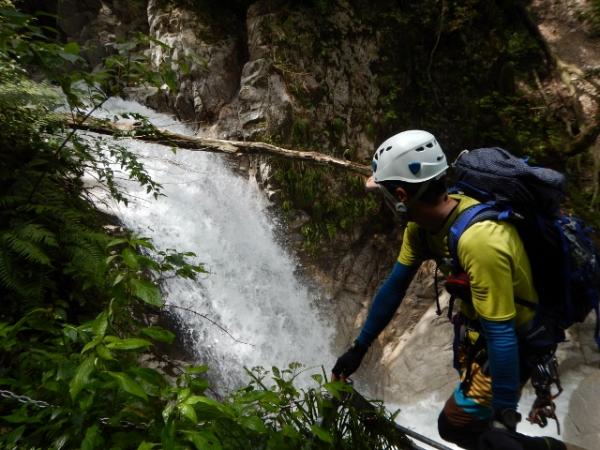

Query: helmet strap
(378, 180), (432, 222)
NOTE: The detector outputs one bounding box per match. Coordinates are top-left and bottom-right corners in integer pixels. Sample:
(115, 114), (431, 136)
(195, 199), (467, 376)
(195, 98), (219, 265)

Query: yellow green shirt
(398, 194), (537, 327)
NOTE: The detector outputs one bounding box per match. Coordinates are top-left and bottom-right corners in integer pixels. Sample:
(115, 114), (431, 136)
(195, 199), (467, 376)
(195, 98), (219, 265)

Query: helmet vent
(436, 155), (444, 161)
(379, 148), (384, 156)
(426, 142), (434, 148)
(415, 146), (425, 152)
(385, 146), (392, 151)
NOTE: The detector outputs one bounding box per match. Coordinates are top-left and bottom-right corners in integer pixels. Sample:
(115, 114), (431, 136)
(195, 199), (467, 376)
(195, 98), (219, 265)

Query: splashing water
(88, 97), (334, 390)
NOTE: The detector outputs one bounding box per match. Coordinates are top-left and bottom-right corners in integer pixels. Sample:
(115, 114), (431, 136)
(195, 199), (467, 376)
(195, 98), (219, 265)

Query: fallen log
(65, 115), (371, 177)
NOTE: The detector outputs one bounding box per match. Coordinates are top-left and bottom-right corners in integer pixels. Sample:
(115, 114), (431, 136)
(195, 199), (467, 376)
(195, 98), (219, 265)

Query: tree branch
(65, 115), (372, 177)
(564, 120), (600, 158)
(165, 303), (255, 347)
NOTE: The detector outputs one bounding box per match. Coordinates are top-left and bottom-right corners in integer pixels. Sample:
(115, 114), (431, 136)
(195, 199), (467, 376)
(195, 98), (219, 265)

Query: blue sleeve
(356, 262), (417, 347)
(479, 318), (520, 411)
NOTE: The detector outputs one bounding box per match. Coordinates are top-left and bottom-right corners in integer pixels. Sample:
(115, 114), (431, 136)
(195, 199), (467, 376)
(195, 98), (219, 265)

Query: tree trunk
(65, 115), (372, 177)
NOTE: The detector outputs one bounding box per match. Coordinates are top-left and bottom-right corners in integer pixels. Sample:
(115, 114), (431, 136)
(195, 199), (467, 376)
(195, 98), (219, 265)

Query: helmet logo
(408, 161), (421, 175)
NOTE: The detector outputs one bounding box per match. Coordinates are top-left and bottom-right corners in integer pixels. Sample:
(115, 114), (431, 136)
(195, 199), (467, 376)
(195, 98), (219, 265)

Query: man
(331, 130), (567, 450)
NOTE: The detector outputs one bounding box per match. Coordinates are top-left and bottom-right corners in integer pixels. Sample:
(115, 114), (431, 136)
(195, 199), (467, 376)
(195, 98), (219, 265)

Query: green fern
(0, 248), (45, 299)
(1, 230), (53, 266)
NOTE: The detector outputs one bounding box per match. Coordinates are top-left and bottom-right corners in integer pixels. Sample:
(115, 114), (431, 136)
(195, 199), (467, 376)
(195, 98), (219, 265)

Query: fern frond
(0, 195), (22, 208)
(15, 224), (57, 247)
(62, 226), (109, 285)
(1, 231), (52, 266)
(0, 249), (17, 292)
(0, 247), (44, 299)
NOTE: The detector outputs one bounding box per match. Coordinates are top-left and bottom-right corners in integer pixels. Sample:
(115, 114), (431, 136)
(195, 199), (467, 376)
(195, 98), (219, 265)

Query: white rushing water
(88, 98), (334, 390)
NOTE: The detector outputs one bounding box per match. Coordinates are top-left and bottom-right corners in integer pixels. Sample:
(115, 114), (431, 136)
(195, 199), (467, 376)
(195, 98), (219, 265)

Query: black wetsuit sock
(478, 428), (566, 450)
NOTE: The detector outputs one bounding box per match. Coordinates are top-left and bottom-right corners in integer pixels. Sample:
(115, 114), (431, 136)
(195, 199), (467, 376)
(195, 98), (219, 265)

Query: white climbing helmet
(371, 130), (448, 184)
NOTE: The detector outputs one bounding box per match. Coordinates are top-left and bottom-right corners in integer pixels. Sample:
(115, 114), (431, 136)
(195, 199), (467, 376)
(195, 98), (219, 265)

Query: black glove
(332, 340), (368, 378)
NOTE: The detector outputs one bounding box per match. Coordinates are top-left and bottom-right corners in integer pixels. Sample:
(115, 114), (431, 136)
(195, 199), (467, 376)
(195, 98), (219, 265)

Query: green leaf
(185, 395), (233, 418)
(121, 248), (139, 269)
(1, 408), (33, 424)
(130, 278), (163, 306)
(177, 403), (197, 422)
(107, 371), (148, 400)
(92, 311), (108, 336)
(105, 337), (152, 351)
(105, 254), (118, 265)
(107, 238), (128, 248)
(63, 41), (80, 55)
(137, 443), (158, 450)
(59, 51), (80, 63)
(310, 425), (333, 444)
(81, 336), (102, 354)
(186, 365), (209, 374)
(185, 395), (217, 406)
(0, 322), (13, 338)
(236, 390), (279, 405)
(3, 425), (25, 445)
(237, 415), (267, 433)
(69, 355), (95, 400)
(81, 424), (103, 450)
(162, 402), (176, 422)
(132, 237), (154, 249)
(183, 431), (222, 450)
(95, 344), (114, 360)
(141, 326), (174, 344)
(112, 273), (125, 286)
(324, 381), (353, 400)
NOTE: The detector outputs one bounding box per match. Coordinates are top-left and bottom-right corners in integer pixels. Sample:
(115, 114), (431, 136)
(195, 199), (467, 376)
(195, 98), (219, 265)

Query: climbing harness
(526, 354), (563, 434)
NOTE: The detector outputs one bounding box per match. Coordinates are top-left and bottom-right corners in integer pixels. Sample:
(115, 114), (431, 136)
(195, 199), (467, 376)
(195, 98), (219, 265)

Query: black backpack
(446, 147), (600, 350)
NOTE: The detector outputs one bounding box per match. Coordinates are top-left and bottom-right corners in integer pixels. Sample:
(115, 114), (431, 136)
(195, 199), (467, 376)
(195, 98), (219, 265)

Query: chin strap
(378, 180), (432, 219)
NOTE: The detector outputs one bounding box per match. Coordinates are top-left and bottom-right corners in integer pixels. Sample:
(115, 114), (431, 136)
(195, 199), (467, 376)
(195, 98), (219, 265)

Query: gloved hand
(331, 340), (368, 380)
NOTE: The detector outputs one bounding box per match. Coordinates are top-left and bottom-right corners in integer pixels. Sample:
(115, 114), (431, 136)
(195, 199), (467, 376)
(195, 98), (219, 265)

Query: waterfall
(88, 97), (334, 390)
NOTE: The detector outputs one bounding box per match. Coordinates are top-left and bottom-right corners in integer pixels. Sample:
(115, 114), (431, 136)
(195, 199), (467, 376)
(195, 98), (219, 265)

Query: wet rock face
(566, 368), (600, 449)
(144, 0), (380, 156)
(57, 0), (149, 66)
(236, 1), (380, 158)
(146, 0), (244, 125)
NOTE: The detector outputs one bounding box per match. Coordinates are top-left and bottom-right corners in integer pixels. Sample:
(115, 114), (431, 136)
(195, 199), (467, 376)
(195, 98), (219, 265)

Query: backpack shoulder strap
(448, 203), (540, 312)
(448, 203), (500, 271)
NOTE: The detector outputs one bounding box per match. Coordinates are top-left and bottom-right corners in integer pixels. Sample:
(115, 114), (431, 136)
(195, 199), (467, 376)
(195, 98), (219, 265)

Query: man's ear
(394, 186), (409, 203)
